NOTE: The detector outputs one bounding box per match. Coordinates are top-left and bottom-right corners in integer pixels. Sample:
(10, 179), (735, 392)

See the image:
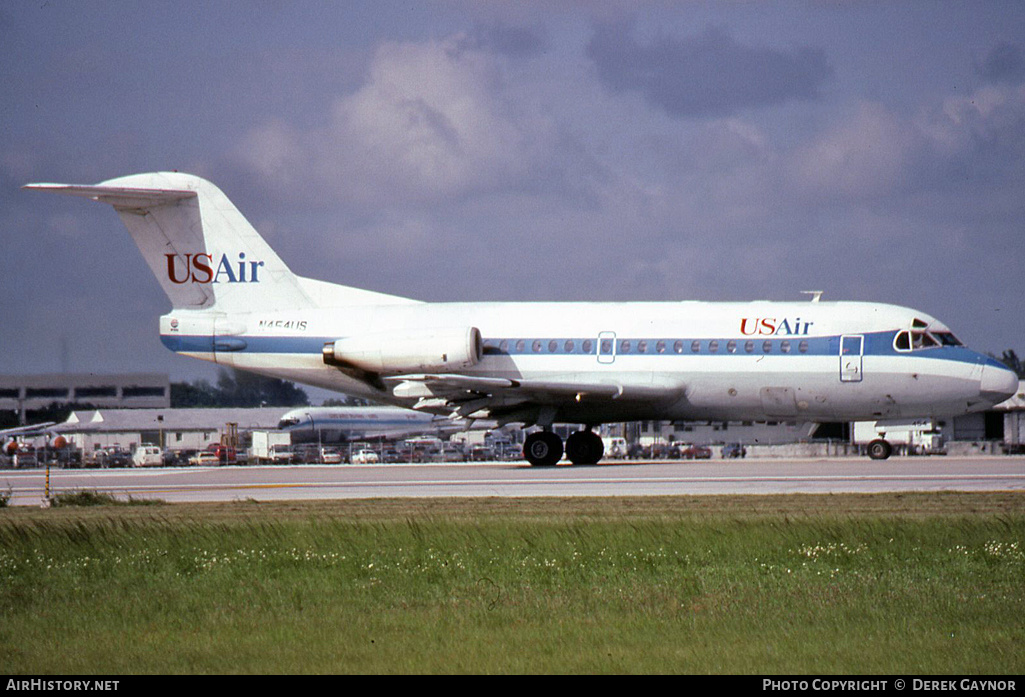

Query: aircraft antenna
(801, 290), (824, 303)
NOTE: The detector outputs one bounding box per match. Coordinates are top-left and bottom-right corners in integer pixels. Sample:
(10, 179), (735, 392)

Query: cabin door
(839, 334), (864, 383)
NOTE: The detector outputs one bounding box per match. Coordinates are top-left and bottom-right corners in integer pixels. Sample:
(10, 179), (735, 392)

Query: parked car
(351, 449), (379, 464)
(95, 447), (131, 468)
(437, 445), (465, 462)
(206, 444), (237, 464)
(168, 450), (195, 467)
(189, 451), (220, 466)
(319, 448), (343, 464)
(680, 445), (712, 460)
(722, 443), (747, 459)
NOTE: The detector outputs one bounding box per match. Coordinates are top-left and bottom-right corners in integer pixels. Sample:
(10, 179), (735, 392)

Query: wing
(0, 422), (58, 438)
(383, 373), (683, 427)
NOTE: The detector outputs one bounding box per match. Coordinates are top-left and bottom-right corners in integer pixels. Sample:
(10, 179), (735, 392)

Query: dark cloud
(976, 42), (1025, 84)
(587, 24), (832, 117)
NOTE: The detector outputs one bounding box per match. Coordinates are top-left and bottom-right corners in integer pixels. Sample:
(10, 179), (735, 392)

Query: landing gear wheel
(565, 431), (605, 465)
(867, 439), (892, 460)
(523, 431), (563, 467)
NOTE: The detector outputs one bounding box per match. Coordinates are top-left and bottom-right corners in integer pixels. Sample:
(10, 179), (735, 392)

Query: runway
(3, 457), (1025, 506)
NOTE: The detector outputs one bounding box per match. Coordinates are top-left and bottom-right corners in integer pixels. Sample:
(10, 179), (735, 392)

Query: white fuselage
(161, 299), (1011, 425)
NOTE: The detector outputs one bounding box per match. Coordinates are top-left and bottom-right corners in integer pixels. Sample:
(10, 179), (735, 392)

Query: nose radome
(980, 364), (1020, 405)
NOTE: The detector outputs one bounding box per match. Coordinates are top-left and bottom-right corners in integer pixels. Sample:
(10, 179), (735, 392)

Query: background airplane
(276, 406), (481, 444)
(25, 172), (1019, 466)
(2, 422), (67, 457)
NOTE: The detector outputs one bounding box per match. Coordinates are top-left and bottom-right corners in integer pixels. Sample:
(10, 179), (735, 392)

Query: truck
(601, 437), (628, 458)
(249, 430), (292, 464)
(132, 445), (163, 467)
(853, 420), (947, 459)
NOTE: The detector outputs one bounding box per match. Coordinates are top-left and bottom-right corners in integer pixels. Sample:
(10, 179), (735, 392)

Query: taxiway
(3, 457), (1024, 506)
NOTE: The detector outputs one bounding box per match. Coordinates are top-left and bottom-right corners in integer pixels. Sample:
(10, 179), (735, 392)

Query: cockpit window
(912, 332), (939, 349)
(933, 332), (963, 347)
(278, 417), (301, 428)
(896, 329), (949, 352)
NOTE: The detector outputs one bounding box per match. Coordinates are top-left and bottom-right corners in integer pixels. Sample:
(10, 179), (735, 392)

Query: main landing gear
(523, 429), (604, 467)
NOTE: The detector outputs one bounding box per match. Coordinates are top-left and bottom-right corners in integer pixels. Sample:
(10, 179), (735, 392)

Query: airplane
(24, 172), (1019, 466)
(276, 405), (480, 444)
(2, 422), (67, 458)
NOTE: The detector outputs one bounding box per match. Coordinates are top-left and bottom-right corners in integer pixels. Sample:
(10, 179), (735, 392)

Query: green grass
(0, 493), (1023, 674)
(47, 490), (166, 508)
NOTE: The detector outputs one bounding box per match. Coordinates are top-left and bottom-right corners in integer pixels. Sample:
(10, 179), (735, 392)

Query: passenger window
(674, 340), (684, 354)
(780, 340), (791, 354)
(600, 339), (612, 354)
(532, 340), (542, 353)
(583, 339), (594, 354)
(637, 340), (647, 354)
(691, 340), (700, 353)
(565, 339), (575, 353)
(745, 341), (754, 354)
(548, 340), (558, 353)
(620, 340), (631, 353)
(798, 340), (809, 354)
(709, 340), (719, 353)
(656, 340), (666, 354)
(499, 340), (509, 353)
(515, 340), (525, 353)
(763, 341), (772, 353)
(727, 340), (737, 354)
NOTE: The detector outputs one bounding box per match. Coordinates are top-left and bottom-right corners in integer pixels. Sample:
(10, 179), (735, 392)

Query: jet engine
(324, 327), (483, 373)
(3, 439), (17, 456)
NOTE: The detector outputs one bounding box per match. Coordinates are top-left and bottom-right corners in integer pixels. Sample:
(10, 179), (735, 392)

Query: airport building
(58, 408), (285, 457)
(0, 373), (170, 414)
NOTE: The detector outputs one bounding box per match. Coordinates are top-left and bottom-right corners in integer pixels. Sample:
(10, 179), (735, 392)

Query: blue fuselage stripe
(161, 330), (1000, 368)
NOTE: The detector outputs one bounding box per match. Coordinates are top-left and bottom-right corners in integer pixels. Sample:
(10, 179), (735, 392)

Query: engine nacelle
(3, 439), (17, 456)
(324, 327), (483, 374)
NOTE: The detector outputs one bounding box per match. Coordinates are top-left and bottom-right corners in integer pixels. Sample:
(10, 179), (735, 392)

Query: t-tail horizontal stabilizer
(24, 172), (313, 312)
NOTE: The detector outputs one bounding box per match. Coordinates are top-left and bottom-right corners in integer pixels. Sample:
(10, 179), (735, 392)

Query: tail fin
(24, 172), (313, 312)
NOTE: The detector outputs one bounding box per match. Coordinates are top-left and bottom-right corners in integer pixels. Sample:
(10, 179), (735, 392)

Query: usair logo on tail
(165, 253), (264, 284)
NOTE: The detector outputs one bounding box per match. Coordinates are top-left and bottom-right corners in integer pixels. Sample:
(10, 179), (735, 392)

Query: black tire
(867, 439), (892, 460)
(523, 431), (563, 467)
(565, 431), (605, 465)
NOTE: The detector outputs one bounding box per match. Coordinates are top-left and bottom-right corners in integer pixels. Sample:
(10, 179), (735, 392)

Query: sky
(2, 1), (1024, 394)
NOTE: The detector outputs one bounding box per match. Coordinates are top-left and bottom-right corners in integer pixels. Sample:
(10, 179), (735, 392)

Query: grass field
(1, 493), (1023, 674)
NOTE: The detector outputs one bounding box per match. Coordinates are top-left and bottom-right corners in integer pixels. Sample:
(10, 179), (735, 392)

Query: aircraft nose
(980, 363), (1020, 406)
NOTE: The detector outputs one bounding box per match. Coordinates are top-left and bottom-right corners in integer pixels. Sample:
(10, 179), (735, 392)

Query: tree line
(170, 368), (310, 408)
